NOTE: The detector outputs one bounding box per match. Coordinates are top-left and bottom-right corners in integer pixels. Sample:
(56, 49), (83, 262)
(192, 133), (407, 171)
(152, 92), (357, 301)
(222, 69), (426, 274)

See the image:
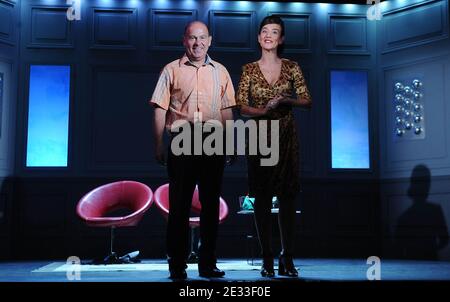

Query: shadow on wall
(394, 164), (449, 260)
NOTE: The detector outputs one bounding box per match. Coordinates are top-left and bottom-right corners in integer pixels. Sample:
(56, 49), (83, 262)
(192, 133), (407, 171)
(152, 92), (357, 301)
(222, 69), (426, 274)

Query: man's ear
(208, 35), (212, 47)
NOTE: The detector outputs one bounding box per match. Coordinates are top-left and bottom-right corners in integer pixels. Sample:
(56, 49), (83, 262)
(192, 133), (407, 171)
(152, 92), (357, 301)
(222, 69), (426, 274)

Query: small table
(237, 209), (301, 265)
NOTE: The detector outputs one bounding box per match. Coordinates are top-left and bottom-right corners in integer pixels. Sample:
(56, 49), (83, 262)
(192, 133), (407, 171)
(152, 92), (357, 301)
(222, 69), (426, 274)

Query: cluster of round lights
(394, 79), (424, 137)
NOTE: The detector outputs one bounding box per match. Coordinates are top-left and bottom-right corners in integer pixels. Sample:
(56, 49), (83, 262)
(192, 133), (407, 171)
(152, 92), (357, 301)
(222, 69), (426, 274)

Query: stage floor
(1, 258), (450, 282)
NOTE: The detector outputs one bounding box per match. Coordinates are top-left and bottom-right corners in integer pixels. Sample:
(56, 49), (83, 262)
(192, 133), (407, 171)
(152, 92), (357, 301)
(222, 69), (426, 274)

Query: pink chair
(76, 180), (153, 264)
(153, 183), (229, 262)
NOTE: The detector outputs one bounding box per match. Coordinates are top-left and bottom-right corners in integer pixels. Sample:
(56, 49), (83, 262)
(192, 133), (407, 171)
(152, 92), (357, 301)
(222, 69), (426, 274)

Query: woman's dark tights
(253, 190), (296, 258)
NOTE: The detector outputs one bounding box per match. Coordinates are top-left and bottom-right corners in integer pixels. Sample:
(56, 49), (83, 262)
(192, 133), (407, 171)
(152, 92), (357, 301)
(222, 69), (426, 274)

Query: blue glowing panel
(26, 65), (70, 167)
(0, 73), (3, 138)
(331, 70), (370, 169)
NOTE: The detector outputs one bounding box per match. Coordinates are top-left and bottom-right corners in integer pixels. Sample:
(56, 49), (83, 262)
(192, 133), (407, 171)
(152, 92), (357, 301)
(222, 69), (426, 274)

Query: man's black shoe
(168, 259), (188, 280)
(198, 266), (225, 278)
(169, 268), (187, 280)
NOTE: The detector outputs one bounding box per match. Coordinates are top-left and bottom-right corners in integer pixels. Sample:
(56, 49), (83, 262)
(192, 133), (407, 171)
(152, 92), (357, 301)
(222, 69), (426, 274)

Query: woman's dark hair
(258, 15), (285, 55)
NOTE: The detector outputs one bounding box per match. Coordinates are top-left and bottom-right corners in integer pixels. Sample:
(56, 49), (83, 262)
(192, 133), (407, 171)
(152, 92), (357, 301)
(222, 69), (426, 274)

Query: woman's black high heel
(260, 258), (275, 277)
(278, 255), (298, 277)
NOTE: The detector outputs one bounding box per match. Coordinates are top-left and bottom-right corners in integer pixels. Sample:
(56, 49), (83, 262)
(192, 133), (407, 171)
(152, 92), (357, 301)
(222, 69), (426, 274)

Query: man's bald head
(184, 21), (210, 37)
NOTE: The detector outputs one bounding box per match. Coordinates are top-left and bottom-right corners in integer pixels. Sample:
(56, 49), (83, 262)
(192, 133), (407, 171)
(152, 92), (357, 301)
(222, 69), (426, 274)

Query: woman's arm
(286, 61), (312, 109)
(241, 94), (287, 117)
(279, 96), (312, 108)
(239, 104), (268, 117)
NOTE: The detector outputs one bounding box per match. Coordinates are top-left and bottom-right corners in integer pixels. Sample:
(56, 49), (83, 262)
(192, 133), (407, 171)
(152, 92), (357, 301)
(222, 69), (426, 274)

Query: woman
(236, 15), (312, 277)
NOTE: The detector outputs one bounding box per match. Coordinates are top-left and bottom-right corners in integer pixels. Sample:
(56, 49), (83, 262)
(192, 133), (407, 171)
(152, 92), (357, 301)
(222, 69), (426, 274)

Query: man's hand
(226, 154), (237, 166)
(155, 141), (166, 166)
(153, 106), (167, 166)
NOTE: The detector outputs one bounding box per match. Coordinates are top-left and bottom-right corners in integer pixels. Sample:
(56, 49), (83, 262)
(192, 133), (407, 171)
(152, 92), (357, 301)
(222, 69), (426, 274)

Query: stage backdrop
(0, 0), (449, 261)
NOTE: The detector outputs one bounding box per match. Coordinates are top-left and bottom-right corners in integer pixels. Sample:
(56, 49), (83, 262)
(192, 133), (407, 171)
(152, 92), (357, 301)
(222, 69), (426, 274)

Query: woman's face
(258, 23), (284, 52)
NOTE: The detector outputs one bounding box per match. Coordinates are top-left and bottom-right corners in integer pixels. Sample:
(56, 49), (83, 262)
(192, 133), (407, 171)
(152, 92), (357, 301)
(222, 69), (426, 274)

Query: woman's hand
(266, 95), (285, 110)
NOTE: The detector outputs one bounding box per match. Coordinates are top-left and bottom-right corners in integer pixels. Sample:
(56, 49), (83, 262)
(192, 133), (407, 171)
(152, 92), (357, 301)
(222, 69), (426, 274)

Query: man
(150, 21), (235, 279)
